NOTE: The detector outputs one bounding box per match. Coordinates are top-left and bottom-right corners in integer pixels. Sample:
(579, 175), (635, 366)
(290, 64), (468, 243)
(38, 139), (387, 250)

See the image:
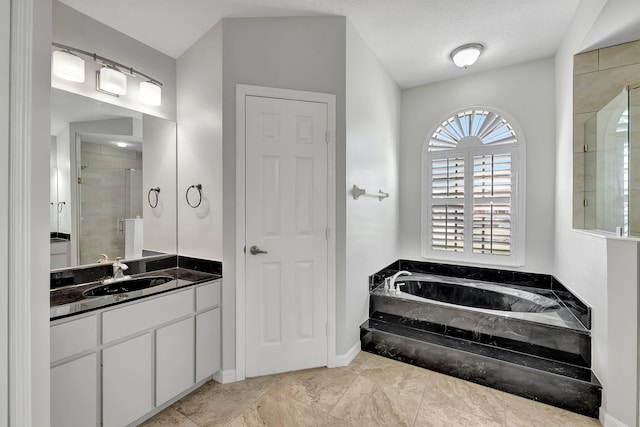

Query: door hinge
(77, 177), (84, 184)
(325, 130), (330, 144)
(584, 145), (589, 153)
(325, 227), (330, 240)
(583, 199), (589, 207)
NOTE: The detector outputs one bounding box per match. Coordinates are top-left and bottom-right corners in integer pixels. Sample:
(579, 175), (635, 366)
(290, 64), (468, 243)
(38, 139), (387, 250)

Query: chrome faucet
(111, 257), (130, 281)
(389, 271), (412, 294)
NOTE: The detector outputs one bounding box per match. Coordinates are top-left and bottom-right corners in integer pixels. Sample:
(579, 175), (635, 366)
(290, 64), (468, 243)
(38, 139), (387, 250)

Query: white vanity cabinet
(51, 352), (98, 427)
(103, 334), (153, 427)
(156, 317), (195, 405)
(50, 314), (98, 427)
(50, 279), (221, 427)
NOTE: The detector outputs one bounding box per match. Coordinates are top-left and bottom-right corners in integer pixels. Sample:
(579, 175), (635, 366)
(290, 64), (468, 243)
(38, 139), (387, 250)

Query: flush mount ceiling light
(98, 66), (127, 96)
(139, 81), (162, 106)
(52, 50), (85, 83)
(116, 142), (128, 148)
(450, 43), (485, 68)
(51, 42), (163, 105)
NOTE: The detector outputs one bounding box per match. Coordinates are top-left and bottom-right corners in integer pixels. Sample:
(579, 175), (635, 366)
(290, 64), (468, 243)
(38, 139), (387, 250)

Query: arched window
(422, 107), (525, 266)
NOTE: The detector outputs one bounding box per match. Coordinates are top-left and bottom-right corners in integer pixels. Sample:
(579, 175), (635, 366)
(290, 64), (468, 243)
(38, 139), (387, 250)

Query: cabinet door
(103, 334), (152, 427)
(196, 307), (221, 382)
(51, 353), (98, 427)
(156, 317), (195, 405)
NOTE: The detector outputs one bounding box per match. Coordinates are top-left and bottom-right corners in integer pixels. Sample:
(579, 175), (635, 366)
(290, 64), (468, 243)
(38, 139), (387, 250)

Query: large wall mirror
(50, 88), (177, 268)
(573, 39), (640, 236)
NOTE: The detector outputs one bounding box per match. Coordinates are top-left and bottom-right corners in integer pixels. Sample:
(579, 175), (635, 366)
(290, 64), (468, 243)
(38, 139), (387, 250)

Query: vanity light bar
(52, 42), (163, 104)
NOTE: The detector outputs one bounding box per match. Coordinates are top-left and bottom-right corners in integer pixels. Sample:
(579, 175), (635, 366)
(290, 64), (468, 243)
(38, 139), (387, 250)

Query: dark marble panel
(361, 321), (601, 418)
(50, 263), (113, 289)
(369, 259), (401, 290)
(370, 292), (591, 363)
(368, 319), (593, 381)
(397, 259), (554, 289)
(371, 312), (590, 368)
(50, 232), (70, 240)
(50, 255), (178, 288)
(178, 256), (222, 276)
(552, 277), (592, 330)
(50, 267), (221, 320)
(50, 255), (222, 289)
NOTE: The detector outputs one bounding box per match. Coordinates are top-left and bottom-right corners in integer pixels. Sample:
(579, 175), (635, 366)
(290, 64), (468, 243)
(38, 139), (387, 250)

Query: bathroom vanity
(50, 257), (221, 427)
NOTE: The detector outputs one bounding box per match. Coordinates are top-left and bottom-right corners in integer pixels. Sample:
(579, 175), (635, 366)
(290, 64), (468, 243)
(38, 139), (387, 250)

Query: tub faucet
(389, 271), (412, 293)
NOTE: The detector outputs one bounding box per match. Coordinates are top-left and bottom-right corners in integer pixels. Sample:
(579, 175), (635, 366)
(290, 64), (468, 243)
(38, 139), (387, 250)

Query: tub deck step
(371, 311), (590, 368)
(360, 318), (602, 418)
(369, 289), (592, 370)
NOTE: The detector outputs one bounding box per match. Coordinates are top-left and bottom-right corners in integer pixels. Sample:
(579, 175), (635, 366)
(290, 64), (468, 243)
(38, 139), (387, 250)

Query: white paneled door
(245, 95), (328, 377)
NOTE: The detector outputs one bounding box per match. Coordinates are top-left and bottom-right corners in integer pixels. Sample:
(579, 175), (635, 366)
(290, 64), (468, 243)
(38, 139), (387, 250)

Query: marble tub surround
(361, 321), (602, 419)
(50, 255), (222, 319)
(365, 260), (601, 418)
(371, 259), (591, 330)
(141, 351), (600, 427)
(370, 288), (591, 366)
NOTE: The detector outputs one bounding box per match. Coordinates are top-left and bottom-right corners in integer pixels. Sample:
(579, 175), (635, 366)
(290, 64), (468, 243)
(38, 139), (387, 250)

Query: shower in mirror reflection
(581, 85), (640, 235)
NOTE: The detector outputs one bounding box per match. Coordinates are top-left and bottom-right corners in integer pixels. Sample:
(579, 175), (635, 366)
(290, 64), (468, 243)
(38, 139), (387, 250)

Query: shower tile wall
(79, 142), (142, 264)
(573, 39), (640, 230)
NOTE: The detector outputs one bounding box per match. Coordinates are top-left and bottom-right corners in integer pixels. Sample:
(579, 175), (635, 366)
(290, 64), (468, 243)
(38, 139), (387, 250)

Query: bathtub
(393, 273), (561, 313)
(371, 272), (586, 333)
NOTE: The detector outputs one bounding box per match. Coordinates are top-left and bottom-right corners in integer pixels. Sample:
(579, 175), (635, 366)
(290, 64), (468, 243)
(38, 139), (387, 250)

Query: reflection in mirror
(580, 87), (636, 235)
(50, 88), (177, 268)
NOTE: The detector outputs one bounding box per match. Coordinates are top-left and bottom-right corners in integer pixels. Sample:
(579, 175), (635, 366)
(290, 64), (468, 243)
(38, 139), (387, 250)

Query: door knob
(249, 245), (268, 255)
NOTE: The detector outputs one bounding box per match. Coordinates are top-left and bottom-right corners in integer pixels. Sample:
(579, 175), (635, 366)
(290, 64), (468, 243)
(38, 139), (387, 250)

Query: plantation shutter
(423, 108), (522, 265)
(472, 153), (512, 255)
(431, 157), (464, 252)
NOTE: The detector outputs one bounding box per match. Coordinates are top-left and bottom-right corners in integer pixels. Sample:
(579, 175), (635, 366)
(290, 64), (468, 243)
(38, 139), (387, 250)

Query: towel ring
(148, 187), (160, 208)
(186, 184), (202, 208)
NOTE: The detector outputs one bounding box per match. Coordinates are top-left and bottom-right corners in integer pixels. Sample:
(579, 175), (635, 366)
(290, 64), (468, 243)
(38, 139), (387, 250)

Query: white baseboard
(604, 412), (628, 427)
(332, 341), (361, 367)
(213, 369), (237, 384)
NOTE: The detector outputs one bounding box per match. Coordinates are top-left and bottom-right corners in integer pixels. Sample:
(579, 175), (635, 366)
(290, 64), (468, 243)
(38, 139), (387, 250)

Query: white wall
(52, 0), (176, 121)
(399, 58), (557, 274)
(30, 0), (54, 425)
(554, 1), (638, 425)
(143, 115), (178, 254)
(605, 238), (639, 427)
(221, 16), (347, 365)
(0, 0), (8, 422)
(176, 22), (223, 262)
(345, 22), (401, 354)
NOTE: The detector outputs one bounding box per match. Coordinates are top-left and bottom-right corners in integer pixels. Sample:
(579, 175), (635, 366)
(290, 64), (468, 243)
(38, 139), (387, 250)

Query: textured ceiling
(59, 0), (581, 89)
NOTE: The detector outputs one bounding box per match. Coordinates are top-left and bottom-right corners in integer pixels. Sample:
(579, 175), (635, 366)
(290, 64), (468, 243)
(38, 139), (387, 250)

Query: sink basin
(83, 276), (174, 297)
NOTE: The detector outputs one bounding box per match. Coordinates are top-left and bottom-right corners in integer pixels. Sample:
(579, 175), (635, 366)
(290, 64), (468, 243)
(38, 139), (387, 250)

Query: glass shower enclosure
(582, 84), (639, 235)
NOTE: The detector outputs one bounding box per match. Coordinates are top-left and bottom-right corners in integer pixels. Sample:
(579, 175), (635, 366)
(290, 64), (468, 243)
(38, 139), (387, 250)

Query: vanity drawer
(196, 281), (221, 311)
(102, 288), (194, 344)
(51, 314), (97, 363)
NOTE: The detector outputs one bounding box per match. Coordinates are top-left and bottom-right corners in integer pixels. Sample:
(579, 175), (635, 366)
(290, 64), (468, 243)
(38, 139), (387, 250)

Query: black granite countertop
(50, 267), (220, 320)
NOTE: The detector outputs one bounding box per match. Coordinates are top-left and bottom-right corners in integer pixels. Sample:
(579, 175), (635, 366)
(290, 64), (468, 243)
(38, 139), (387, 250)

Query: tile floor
(141, 352), (601, 427)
